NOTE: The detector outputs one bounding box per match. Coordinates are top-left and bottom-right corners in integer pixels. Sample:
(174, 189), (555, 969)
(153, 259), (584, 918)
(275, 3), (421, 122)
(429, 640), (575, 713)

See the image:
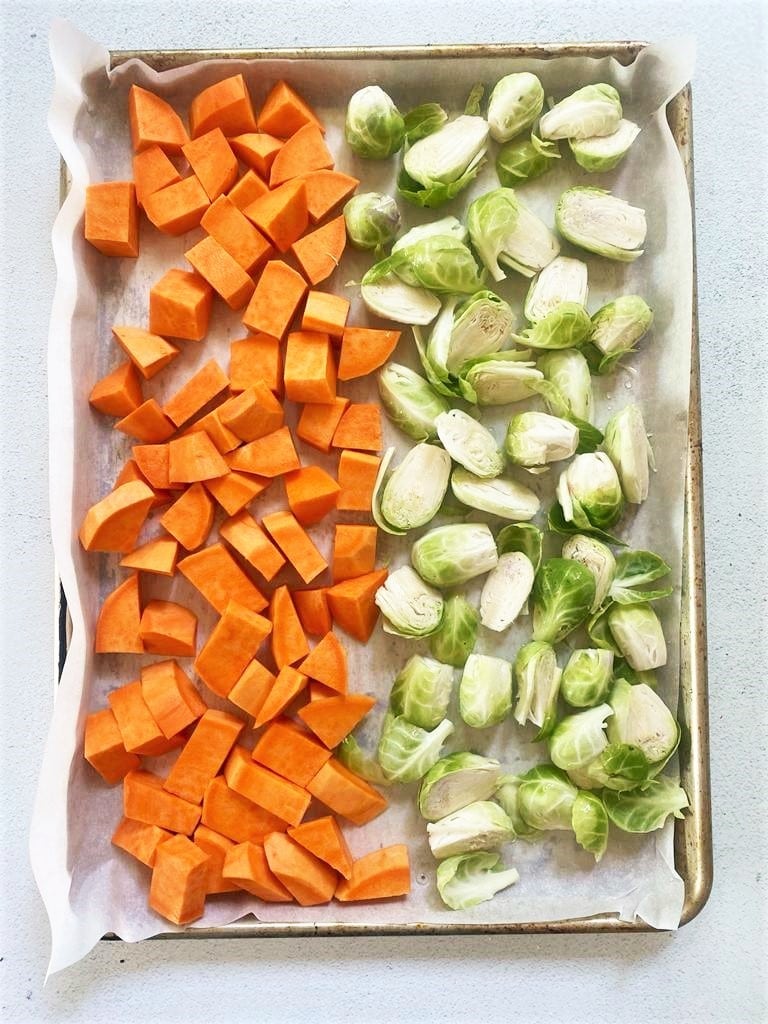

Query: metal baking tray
(56, 40), (711, 936)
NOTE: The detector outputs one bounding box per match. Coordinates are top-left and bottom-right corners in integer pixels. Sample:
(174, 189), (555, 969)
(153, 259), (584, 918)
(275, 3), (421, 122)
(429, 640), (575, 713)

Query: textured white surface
(0, 1), (766, 1021)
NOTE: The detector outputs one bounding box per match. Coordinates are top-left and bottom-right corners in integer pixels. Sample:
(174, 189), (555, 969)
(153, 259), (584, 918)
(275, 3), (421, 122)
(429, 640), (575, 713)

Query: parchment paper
(32, 19), (696, 974)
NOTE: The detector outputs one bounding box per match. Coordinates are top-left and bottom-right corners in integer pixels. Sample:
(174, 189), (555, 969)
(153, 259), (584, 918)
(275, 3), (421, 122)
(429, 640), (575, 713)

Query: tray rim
(57, 38), (711, 939)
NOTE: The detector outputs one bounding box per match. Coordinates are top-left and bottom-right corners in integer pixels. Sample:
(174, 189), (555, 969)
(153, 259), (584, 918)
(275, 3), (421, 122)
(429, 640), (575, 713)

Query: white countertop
(1, 1), (766, 1021)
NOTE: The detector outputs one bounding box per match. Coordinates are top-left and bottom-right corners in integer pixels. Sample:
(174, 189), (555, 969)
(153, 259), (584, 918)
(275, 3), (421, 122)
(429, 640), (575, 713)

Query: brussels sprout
(336, 735), (391, 786)
(590, 295), (654, 371)
(345, 85), (405, 159)
(536, 348), (593, 423)
(429, 595), (478, 668)
(496, 133), (560, 185)
(435, 409), (504, 479)
(571, 791), (609, 861)
(518, 764), (578, 831)
(459, 654), (513, 728)
(378, 363), (450, 442)
(512, 301), (593, 352)
(524, 257), (589, 325)
(467, 188), (560, 282)
(399, 115), (489, 208)
(371, 448), (406, 537)
(607, 679), (679, 767)
(570, 119), (641, 172)
(603, 776), (689, 834)
(555, 187), (647, 262)
(377, 715), (455, 783)
(375, 565), (444, 637)
(487, 72), (544, 142)
(426, 800), (516, 859)
(609, 549), (672, 605)
(403, 102), (448, 144)
(505, 411), (579, 468)
(585, 602), (620, 653)
(514, 640), (561, 738)
(450, 468), (540, 522)
(607, 603), (667, 671)
(556, 452), (625, 532)
(391, 216), (468, 253)
(412, 523), (499, 589)
(603, 404), (655, 505)
(548, 704), (613, 771)
(344, 192), (401, 252)
(395, 236), (485, 296)
(419, 752), (504, 821)
(496, 522), (543, 571)
(493, 774), (540, 839)
(389, 654), (454, 731)
(360, 264), (441, 325)
(613, 660), (658, 689)
(539, 83), (623, 141)
(561, 648), (614, 708)
(459, 354), (544, 406)
(436, 851), (519, 910)
(531, 557), (596, 644)
(561, 534), (616, 612)
(585, 742), (654, 792)
(379, 443), (451, 532)
(444, 290), (516, 374)
(480, 552), (535, 632)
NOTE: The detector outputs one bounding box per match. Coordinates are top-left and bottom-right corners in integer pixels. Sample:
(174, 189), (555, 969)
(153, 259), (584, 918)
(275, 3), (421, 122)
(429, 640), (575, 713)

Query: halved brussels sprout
(344, 192), (401, 252)
(518, 764), (578, 831)
(548, 704), (613, 771)
(590, 295), (653, 370)
(459, 654), (513, 728)
(496, 522), (543, 571)
(379, 443), (452, 532)
(345, 85), (405, 159)
(436, 851), (519, 910)
(487, 72), (544, 142)
(419, 752), (504, 821)
(603, 404), (655, 505)
(450, 468), (540, 522)
(607, 679), (679, 766)
(603, 776), (689, 834)
(442, 290), (516, 374)
(493, 774), (540, 839)
(524, 257), (589, 324)
(512, 301), (593, 351)
(586, 741), (657, 792)
(377, 715), (455, 783)
(435, 409), (505, 479)
(561, 648), (614, 708)
(391, 216), (468, 253)
(536, 348), (593, 423)
(467, 187), (560, 282)
(569, 119), (640, 173)
(378, 363), (450, 442)
(496, 133), (560, 185)
(459, 354), (543, 406)
(412, 523), (499, 589)
(480, 551), (535, 632)
(572, 791), (609, 861)
(390, 654), (454, 731)
(429, 595), (479, 668)
(556, 452), (625, 532)
(561, 534), (616, 612)
(399, 114), (489, 208)
(426, 800), (515, 859)
(531, 557), (596, 644)
(539, 83), (622, 141)
(607, 602), (667, 671)
(360, 265), (441, 325)
(555, 187), (647, 262)
(388, 235), (484, 295)
(514, 640), (561, 739)
(375, 565), (444, 637)
(505, 411), (579, 467)
(336, 734), (390, 786)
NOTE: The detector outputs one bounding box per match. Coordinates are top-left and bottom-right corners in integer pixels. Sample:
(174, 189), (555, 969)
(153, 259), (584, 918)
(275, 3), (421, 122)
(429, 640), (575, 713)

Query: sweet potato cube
(89, 361), (143, 417)
(194, 825), (239, 894)
(112, 326), (179, 380)
(257, 81), (323, 138)
(190, 74), (257, 138)
(219, 509), (286, 581)
(108, 680), (165, 755)
(292, 588), (332, 638)
(299, 170), (359, 223)
(326, 569), (388, 643)
(85, 181), (138, 257)
(120, 536), (180, 576)
(298, 693), (376, 749)
(336, 451), (381, 513)
(177, 542), (267, 615)
(338, 327), (401, 380)
(228, 659), (275, 720)
(201, 195), (272, 273)
(79, 480), (155, 553)
(163, 359), (229, 427)
(253, 665), (309, 729)
(181, 409), (240, 454)
(149, 834), (209, 925)
(144, 175), (211, 236)
(128, 85), (188, 154)
(244, 179), (308, 253)
(112, 817), (172, 867)
(164, 709), (244, 804)
(160, 482), (215, 551)
(201, 776), (288, 844)
(263, 832), (337, 907)
(291, 215), (345, 286)
(230, 132), (283, 178)
(301, 291), (349, 338)
(269, 585), (310, 669)
(182, 128), (239, 201)
(296, 396), (349, 454)
(241, 260), (307, 340)
(139, 600), (197, 657)
(125, 771), (203, 833)
(332, 524), (378, 583)
(131, 444), (178, 491)
(227, 169), (269, 211)
(185, 236), (255, 311)
(306, 758), (388, 826)
(168, 432), (228, 483)
(84, 708), (140, 785)
(227, 426), (300, 478)
(270, 124), (333, 187)
(149, 268), (213, 341)
(261, 510), (327, 584)
(194, 601), (272, 697)
(222, 841), (293, 901)
(229, 334), (282, 394)
(115, 399), (175, 443)
(133, 144), (182, 207)
(335, 845), (411, 901)
(218, 382), (283, 441)
(331, 403), (382, 452)
(204, 470), (271, 517)
(283, 331), (336, 404)
(95, 574), (144, 653)
(141, 659), (207, 739)
(252, 719), (331, 787)
(224, 746), (310, 826)
(298, 630), (348, 695)
(288, 816), (353, 879)
(284, 466), (340, 526)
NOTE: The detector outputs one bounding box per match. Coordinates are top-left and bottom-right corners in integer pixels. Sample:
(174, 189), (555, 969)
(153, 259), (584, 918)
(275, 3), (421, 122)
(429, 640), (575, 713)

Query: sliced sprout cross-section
(378, 363), (450, 442)
(569, 119), (641, 172)
(419, 752), (504, 821)
(561, 534), (616, 612)
(524, 257), (589, 324)
(539, 83), (622, 141)
(379, 443), (451, 532)
(436, 852), (519, 910)
(514, 640), (561, 739)
(426, 800), (516, 859)
(603, 404), (655, 505)
(505, 411), (580, 468)
(467, 187), (560, 281)
(487, 72), (544, 142)
(375, 564), (444, 637)
(480, 551), (535, 632)
(436, 409), (505, 479)
(450, 468), (540, 522)
(555, 187), (647, 262)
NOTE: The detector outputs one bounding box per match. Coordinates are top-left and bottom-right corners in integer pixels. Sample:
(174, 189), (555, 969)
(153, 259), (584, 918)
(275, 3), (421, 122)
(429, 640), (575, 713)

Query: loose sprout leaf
(403, 102), (448, 144)
(496, 133), (560, 185)
(603, 777), (689, 834)
(531, 557), (596, 644)
(512, 301), (593, 351)
(585, 602), (621, 652)
(571, 791), (609, 861)
(412, 325), (463, 398)
(464, 83), (485, 116)
(496, 522), (543, 571)
(612, 549), (672, 588)
(377, 715), (455, 783)
(336, 735), (391, 786)
(548, 502), (626, 547)
(436, 852), (519, 910)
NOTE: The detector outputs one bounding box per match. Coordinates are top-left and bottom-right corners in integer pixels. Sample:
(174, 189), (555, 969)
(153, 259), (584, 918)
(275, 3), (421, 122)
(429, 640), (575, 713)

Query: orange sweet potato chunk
(139, 600), (198, 657)
(190, 74), (257, 138)
(334, 845), (411, 901)
(85, 182), (138, 257)
(84, 708), (140, 785)
(201, 195), (273, 273)
(163, 359), (229, 427)
(269, 124), (333, 187)
(95, 574), (144, 653)
(336, 450), (381, 513)
(194, 601), (272, 697)
(129, 85), (188, 153)
(182, 128), (239, 202)
(149, 269), (213, 341)
(283, 331), (336, 404)
(241, 260), (307, 340)
(257, 81), (323, 138)
(160, 482), (215, 550)
(201, 776), (288, 844)
(229, 132), (283, 178)
(144, 175), (211, 236)
(112, 817), (172, 867)
(263, 832), (337, 907)
(79, 480), (155, 553)
(194, 825), (239, 894)
(164, 709), (244, 804)
(149, 834), (210, 925)
(133, 144), (182, 207)
(177, 542), (267, 615)
(141, 659), (207, 738)
(89, 361), (143, 417)
(291, 215), (345, 286)
(229, 334), (282, 394)
(222, 841), (293, 901)
(244, 179), (308, 254)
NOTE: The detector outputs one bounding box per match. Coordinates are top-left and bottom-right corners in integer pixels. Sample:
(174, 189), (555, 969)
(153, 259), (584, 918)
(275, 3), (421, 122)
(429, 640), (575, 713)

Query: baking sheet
(32, 20), (696, 974)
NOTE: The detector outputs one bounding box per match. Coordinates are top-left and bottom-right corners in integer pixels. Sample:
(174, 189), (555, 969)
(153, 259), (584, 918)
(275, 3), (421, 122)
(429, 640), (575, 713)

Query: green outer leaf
(436, 851), (519, 910)
(596, 742), (655, 783)
(613, 550), (672, 588)
(371, 448), (407, 537)
(586, 603), (621, 652)
(429, 594), (479, 668)
(496, 134), (560, 186)
(496, 523), (543, 571)
(610, 585), (674, 605)
(412, 325), (463, 398)
(397, 155), (486, 209)
(531, 557), (597, 644)
(603, 777), (689, 834)
(493, 774), (541, 840)
(336, 735), (391, 786)
(464, 83), (485, 116)
(378, 362), (450, 442)
(403, 102), (448, 144)
(389, 654), (454, 730)
(612, 660), (658, 688)
(548, 502), (627, 547)
(512, 301), (593, 351)
(377, 716), (454, 783)
(571, 791), (609, 861)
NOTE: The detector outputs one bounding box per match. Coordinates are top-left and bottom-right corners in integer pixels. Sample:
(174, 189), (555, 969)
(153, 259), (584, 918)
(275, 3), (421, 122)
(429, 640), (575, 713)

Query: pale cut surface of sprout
(556, 188), (647, 261)
(591, 295), (653, 356)
(557, 452), (624, 531)
(561, 535), (616, 612)
(505, 412), (579, 467)
(392, 216), (468, 253)
(603, 403), (654, 504)
(419, 752), (504, 821)
(514, 640), (561, 731)
(480, 551), (535, 632)
(445, 292), (516, 373)
(607, 603), (667, 671)
(461, 359), (544, 406)
(378, 364), (450, 442)
(524, 257), (589, 323)
(426, 800), (515, 859)
(467, 188), (560, 282)
(607, 680), (679, 765)
(537, 348), (593, 422)
(436, 852), (519, 910)
(435, 409), (504, 478)
(539, 83), (622, 140)
(499, 202), (561, 279)
(411, 523), (499, 588)
(570, 119), (641, 172)
(487, 72), (544, 142)
(361, 274), (441, 325)
(404, 115), (489, 186)
(548, 704), (613, 771)
(375, 565), (444, 637)
(450, 468), (540, 521)
(380, 444), (451, 530)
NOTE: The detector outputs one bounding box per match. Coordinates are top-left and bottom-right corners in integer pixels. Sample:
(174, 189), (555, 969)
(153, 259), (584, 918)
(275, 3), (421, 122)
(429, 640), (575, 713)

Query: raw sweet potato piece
(298, 631), (348, 694)
(299, 169), (359, 223)
(228, 659), (275, 720)
(164, 709), (244, 804)
(338, 327), (401, 380)
(112, 817), (172, 867)
(297, 693), (376, 749)
(301, 291), (350, 338)
(163, 359), (229, 427)
(201, 195), (272, 273)
(241, 260), (307, 339)
(144, 175), (211, 236)
(205, 470), (271, 517)
(253, 665), (308, 728)
(201, 776), (288, 844)
(194, 825), (239, 894)
(332, 403), (382, 452)
(120, 536), (180, 576)
(182, 128), (239, 201)
(229, 334), (282, 394)
(139, 600), (198, 657)
(252, 719), (331, 787)
(141, 659), (207, 739)
(335, 845), (411, 901)
(270, 585), (310, 669)
(296, 396), (349, 454)
(283, 331), (336, 404)
(228, 426), (300, 478)
(309, 681), (338, 702)
(131, 444), (179, 491)
(288, 816), (353, 879)
(160, 482), (215, 550)
(225, 746), (310, 826)
(177, 542), (267, 615)
(168, 432), (228, 483)
(181, 409), (240, 454)
(89, 361), (143, 416)
(292, 588), (332, 638)
(222, 841), (293, 901)
(262, 510), (327, 584)
(219, 509), (286, 581)
(332, 524), (378, 583)
(79, 480), (155, 552)
(230, 132), (283, 178)
(115, 399), (176, 444)
(227, 169), (269, 211)
(291, 215), (345, 285)
(190, 74), (257, 138)
(218, 381), (283, 441)
(112, 326), (179, 381)
(149, 834), (209, 925)
(133, 144), (182, 207)
(84, 708), (140, 785)
(129, 85), (188, 154)
(263, 832), (337, 907)
(257, 81), (323, 138)
(244, 179), (308, 253)
(270, 124), (333, 187)
(306, 758), (388, 826)
(336, 451), (381, 513)
(326, 569), (388, 643)
(95, 574), (144, 653)
(284, 466), (340, 526)
(85, 182), (138, 257)
(149, 268), (213, 341)
(194, 601), (272, 697)
(185, 235), (255, 310)
(108, 681), (165, 755)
